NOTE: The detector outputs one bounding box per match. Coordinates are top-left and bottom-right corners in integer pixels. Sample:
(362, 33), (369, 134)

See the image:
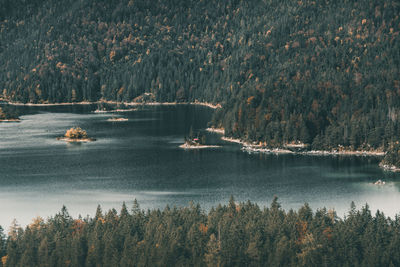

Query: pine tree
(204, 234), (221, 267)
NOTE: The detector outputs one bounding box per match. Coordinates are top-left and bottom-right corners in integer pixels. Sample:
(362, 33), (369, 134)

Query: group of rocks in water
(374, 179), (386, 185)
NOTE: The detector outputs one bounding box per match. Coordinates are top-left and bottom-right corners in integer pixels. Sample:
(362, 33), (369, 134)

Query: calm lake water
(1, 104), (400, 228)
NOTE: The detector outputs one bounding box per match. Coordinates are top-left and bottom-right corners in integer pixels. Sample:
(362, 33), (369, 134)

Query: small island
(373, 179), (386, 185)
(0, 107), (20, 122)
(107, 117), (128, 122)
(180, 127), (220, 149)
(57, 127), (96, 142)
(179, 140), (221, 149)
(111, 108), (137, 113)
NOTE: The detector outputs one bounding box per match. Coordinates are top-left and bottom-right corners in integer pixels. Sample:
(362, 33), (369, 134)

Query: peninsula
(0, 107), (20, 122)
(180, 130), (220, 149)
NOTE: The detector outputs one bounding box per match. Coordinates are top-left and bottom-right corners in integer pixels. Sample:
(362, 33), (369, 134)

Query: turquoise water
(0, 104), (399, 227)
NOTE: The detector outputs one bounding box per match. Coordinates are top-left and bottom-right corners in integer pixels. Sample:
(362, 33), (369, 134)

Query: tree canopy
(1, 0), (400, 162)
(1, 199), (399, 267)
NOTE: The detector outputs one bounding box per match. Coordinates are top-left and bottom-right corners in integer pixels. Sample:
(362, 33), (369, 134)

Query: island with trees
(57, 127), (96, 142)
(180, 127), (220, 149)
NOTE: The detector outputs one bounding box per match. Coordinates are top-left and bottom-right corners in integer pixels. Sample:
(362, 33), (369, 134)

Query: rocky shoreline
(379, 163), (400, 172)
(179, 143), (221, 149)
(206, 127), (225, 134)
(0, 118), (21, 122)
(224, 137), (385, 157)
(57, 137), (96, 143)
(3, 99), (222, 109)
(110, 108), (138, 112)
(207, 127), (386, 157)
(107, 118), (128, 122)
(303, 150), (385, 157)
(189, 101), (222, 109)
(5, 101), (92, 106)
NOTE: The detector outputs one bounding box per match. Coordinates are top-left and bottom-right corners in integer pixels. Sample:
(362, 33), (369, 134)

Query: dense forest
(381, 141), (400, 170)
(0, 105), (19, 121)
(0, 198), (399, 266)
(1, 0), (400, 161)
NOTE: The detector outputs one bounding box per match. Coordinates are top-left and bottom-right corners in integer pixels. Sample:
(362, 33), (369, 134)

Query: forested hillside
(0, 199), (399, 267)
(1, 0), (400, 154)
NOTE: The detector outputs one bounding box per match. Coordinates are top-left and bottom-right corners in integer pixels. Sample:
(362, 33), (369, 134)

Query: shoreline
(4, 101), (93, 106)
(57, 137), (96, 143)
(221, 136), (385, 157)
(2, 99), (222, 109)
(3, 101), (393, 167)
(221, 136), (245, 144)
(206, 127), (225, 135)
(107, 118), (128, 122)
(110, 108), (138, 112)
(302, 150), (385, 157)
(379, 163), (400, 172)
(189, 101), (222, 109)
(242, 146), (294, 154)
(179, 143), (221, 149)
(0, 119), (21, 122)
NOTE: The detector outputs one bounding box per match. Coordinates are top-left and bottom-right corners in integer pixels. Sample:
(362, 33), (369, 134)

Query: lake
(1, 104), (400, 228)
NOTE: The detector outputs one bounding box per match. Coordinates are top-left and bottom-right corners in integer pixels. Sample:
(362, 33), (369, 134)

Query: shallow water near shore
(1, 104), (400, 228)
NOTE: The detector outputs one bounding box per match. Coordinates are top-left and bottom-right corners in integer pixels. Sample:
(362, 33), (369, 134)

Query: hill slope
(1, 0), (400, 157)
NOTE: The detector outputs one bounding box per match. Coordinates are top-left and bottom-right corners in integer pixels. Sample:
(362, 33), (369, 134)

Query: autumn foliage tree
(1, 0), (400, 163)
(64, 127), (88, 139)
